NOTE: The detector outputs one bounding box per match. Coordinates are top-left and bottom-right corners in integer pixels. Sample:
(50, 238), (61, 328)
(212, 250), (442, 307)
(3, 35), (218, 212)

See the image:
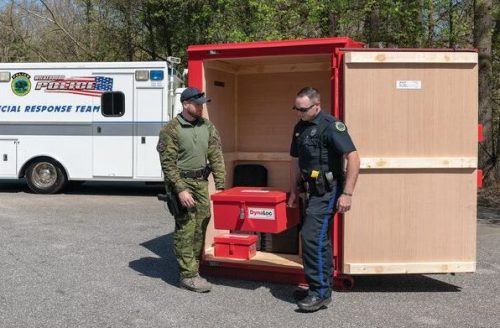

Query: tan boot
(180, 274), (212, 293)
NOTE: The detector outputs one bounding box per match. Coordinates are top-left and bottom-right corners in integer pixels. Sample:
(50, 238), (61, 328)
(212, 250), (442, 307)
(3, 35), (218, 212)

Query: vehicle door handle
(3, 154), (7, 161)
(141, 137), (146, 144)
(97, 126), (102, 133)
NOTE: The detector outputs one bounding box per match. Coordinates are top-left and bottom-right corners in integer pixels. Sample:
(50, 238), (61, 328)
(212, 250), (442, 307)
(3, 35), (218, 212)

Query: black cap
(180, 87), (211, 104)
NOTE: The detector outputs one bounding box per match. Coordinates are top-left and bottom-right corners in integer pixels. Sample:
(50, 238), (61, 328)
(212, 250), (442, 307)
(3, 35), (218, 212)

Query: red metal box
(211, 187), (300, 233)
(213, 234), (258, 260)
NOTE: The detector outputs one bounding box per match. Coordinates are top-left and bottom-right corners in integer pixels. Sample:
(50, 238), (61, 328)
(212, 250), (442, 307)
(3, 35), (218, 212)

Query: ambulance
(0, 60), (183, 193)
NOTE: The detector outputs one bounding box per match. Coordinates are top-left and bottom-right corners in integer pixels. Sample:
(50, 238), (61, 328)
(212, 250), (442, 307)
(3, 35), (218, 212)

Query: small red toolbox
(210, 187), (300, 233)
(213, 234), (258, 260)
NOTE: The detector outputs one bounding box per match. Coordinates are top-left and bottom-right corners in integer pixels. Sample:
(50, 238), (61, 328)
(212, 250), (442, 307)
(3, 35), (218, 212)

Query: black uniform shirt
(290, 111), (356, 175)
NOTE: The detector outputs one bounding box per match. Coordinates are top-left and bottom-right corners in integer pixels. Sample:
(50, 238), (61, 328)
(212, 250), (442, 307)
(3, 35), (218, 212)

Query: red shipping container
(214, 234), (258, 260)
(211, 187), (300, 233)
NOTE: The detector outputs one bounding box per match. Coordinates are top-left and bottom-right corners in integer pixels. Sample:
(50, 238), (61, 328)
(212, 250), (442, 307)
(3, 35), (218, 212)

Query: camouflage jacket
(157, 114), (226, 193)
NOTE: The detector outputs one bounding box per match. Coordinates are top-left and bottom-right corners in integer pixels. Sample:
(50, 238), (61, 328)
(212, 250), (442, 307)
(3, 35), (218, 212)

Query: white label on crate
(396, 80), (422, 89)
(247, 207), (275, 220)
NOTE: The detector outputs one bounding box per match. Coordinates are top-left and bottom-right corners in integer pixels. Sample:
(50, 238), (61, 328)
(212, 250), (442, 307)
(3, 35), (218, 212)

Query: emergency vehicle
(0, 60), (183, 193)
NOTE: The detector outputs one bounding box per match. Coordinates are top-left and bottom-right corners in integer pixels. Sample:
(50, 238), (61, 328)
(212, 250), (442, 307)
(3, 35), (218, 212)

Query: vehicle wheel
(25, 160), (68, 194)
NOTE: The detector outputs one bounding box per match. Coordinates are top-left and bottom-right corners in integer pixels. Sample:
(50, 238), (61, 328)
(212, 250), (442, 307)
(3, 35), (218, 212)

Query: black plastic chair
(232, 164), (268, 187)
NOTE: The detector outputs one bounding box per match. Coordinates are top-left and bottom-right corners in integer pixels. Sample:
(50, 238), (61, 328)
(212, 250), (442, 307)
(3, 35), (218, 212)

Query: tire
(25, 160), (68, 194)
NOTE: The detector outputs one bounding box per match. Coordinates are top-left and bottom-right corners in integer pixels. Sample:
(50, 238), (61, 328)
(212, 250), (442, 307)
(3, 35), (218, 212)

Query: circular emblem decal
(11, 72), (32, 96)
(335, 121), (346, 132)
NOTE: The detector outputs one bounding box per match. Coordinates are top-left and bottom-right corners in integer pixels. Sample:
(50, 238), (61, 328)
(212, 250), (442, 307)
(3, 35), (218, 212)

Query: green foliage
(0, 0), (490, 62)
(492, 0), (500, 170)
(0, 0), (497, 181)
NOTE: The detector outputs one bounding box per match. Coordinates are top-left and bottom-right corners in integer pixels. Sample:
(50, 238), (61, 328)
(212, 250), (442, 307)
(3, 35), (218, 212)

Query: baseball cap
(180, 87), (211, 104)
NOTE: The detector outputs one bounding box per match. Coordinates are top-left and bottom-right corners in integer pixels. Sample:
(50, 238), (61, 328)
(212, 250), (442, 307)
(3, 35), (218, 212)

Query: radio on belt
(210, 187), (300, 233)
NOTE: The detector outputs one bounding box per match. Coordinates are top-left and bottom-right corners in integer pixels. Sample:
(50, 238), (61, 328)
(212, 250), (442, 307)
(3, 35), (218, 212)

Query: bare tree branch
(6, 2), (49, 61)
(36, 0), (96, 60)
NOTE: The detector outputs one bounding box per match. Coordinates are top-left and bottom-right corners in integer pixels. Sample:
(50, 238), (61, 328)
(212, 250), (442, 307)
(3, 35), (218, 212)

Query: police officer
(288, 87), (360, 312)
(157, 87), (225, 293)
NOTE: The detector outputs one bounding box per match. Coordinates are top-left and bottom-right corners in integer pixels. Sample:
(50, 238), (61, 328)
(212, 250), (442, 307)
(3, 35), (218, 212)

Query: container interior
(202, 54), (333, 268)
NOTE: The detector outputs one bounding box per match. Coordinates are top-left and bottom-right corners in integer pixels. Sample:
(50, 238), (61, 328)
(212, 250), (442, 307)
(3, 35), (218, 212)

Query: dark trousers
(301, 183), (340, 298)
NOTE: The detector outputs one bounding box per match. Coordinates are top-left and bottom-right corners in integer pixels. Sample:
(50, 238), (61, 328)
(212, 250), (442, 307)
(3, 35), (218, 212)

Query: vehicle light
(135, 70), (149, 81)
(150, 70), (164, 81)
(0, 72), (11, 82)
(167, 56), (181, 64)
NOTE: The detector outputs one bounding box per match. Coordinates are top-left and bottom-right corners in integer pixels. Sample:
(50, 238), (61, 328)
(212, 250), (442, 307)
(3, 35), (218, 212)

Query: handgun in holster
(303, 169), (326, 196)
(302, 169), (334, 197)
(314, 172), (326, 195)
(157, 184), (186, 217)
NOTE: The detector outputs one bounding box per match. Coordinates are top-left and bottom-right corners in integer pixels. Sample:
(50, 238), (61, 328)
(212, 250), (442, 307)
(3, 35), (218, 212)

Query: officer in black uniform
(288, 87), (360, 312)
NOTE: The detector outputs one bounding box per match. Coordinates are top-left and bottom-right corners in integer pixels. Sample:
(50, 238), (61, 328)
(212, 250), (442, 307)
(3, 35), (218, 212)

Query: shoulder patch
(156, 140), (166, 153)
(335, 121), (346, 132)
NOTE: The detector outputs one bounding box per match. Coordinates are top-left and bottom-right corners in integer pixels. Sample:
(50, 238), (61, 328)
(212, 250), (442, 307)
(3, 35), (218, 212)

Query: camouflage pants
(174, 178), (211, 278)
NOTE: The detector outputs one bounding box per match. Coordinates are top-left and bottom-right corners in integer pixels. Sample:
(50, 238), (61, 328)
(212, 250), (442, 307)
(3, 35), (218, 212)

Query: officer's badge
(335, 122), (346, 132)
(310, 128), (317, 136)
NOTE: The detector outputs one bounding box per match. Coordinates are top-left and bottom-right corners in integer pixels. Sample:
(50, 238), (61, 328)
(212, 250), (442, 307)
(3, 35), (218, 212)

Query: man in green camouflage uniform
(157, 87), (225, 293)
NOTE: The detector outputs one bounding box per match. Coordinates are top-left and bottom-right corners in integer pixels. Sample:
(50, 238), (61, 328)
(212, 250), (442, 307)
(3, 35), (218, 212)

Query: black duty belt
(300, 170), (339, 182)
(180, 168), (206, 179)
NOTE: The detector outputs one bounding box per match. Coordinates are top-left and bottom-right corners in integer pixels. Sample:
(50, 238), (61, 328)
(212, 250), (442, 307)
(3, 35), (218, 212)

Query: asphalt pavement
(0, 180), (499, 328)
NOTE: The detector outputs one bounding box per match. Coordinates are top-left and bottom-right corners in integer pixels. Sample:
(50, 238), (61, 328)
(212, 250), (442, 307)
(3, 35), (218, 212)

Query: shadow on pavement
(128, 232), (297, 300)
(129, 233), (462, 299)
(0, 179), (30, 193)
(128, 233), (180, 288)
(65, 181), (164, 197)
(351, 274), (462, 292)
(0, 179), (164, 197)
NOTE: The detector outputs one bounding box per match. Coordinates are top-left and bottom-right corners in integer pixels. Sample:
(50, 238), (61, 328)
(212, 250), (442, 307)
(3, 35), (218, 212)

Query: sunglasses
(292, 103), (317, 113)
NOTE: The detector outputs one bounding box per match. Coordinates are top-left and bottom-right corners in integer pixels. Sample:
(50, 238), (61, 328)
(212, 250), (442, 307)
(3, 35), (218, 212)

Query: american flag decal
(95, 76), (113, 92)
(35, 76), (114, 97)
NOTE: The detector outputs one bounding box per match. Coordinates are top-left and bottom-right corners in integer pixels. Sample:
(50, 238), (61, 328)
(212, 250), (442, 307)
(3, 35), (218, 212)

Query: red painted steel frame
(478, 124), (484, 189)
(332, 48), (345, 281)
(188, 37), (363, 89)
(188, 37), (364, 286)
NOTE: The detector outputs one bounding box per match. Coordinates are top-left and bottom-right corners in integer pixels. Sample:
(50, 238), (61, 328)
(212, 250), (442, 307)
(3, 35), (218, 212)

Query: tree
(474, 0), (496, 184)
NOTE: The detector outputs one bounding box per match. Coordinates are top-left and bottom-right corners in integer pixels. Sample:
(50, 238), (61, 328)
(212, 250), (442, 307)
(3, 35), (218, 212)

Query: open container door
(341, 50), (478, 275)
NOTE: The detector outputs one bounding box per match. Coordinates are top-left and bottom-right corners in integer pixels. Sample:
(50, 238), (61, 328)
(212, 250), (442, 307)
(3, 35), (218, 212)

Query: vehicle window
(101, 92), (125, 117)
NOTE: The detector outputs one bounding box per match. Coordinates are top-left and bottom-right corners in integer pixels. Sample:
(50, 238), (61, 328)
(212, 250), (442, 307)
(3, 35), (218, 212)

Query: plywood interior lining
(203, 55), (332, 264)
(205, 55), (332, 191)
(205, 247), (303, 269)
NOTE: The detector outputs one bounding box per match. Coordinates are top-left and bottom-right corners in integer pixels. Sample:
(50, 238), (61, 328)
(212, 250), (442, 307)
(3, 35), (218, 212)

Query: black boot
(297, 295), (332, 312)
(292, 287), (309, 301)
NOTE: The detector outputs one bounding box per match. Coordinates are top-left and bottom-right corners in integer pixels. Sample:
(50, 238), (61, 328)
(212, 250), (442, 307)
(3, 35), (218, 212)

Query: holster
(157, 184), (186, 217)
(301, 170), (336, 197)
(202, 164), (213, 180)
